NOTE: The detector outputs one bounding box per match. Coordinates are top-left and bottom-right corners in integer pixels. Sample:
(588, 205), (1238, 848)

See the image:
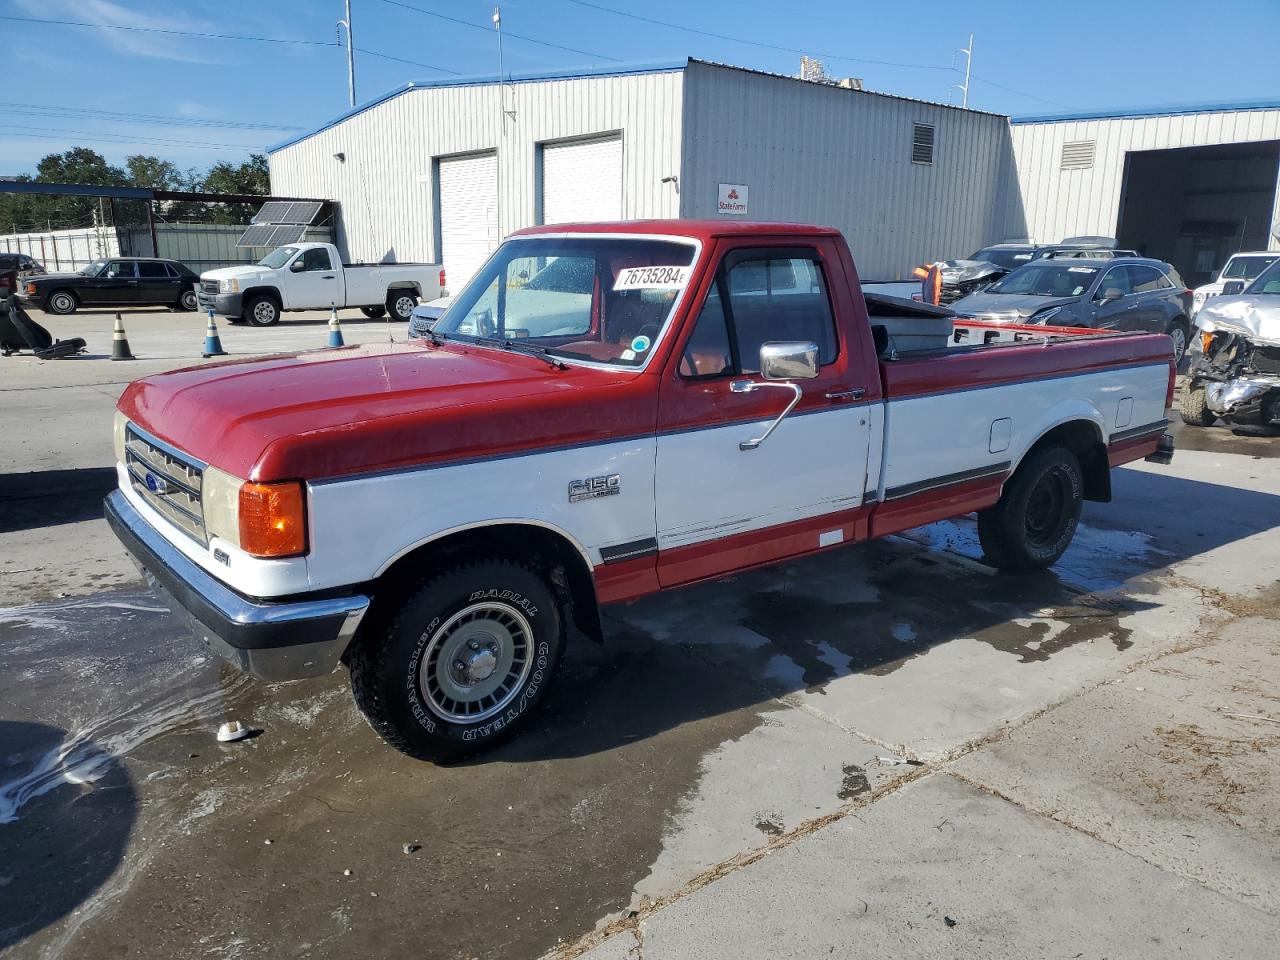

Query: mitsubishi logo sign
(717, 183), (749, 216)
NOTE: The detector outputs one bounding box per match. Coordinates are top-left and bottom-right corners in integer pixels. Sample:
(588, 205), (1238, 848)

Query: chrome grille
(201, 280), (219, 296)
(124, 425), (207, 545)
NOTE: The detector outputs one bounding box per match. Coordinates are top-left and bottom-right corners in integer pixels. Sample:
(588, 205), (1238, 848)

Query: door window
(1096, 266), (1132, 299)
(682, 253), (838, 378)
(1128, 265), (1169, 292)
(299, 248), (332, 271)
(164, 263), (182, 278)
(136, 261), (170, 278)
(106, 261), (136, 278)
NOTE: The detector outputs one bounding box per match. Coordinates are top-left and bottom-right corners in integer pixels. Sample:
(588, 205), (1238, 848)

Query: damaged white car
(1181, 259), (1280, 428)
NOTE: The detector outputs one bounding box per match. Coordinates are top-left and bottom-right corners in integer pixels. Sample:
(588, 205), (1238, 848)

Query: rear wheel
(349, 559), (563, 762)
(1166, 318), (1189, 364)
(177, 288), (198, 312)
(244, 295), (280, 327)
(977, 445), (1083, 572)
(386, 290), (417, 322)
(46, 289), (77, 315)
(1179, 379), (1216, 427)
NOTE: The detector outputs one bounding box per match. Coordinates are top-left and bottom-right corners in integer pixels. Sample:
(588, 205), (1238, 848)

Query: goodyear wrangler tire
(349, 560), (563, 762)
(977, 445), (1083, 573)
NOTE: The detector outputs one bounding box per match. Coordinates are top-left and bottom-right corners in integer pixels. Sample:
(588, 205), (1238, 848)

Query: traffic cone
(202, 310), (227, 358)
(110, 313), (134, 361)
(327, 305), (344, 348)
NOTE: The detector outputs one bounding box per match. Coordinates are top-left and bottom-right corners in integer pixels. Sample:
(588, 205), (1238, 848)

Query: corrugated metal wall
(679, 62), (1015, 279)
(1008, 109), (1280, 247)
(269, 70), (684, 265)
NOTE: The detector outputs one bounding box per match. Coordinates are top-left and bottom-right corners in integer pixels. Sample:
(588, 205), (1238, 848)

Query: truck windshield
(1245, 259), (1280, 295)
(1223, 255), (1277, 281)
(258, 247), (300, 269)
(434, 236), (698, 367)
(987, 263), (1099, 297)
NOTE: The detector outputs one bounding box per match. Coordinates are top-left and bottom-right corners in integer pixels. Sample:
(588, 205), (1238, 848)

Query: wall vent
(1061, 140), (1095, 170)
(911, 123), (935, 165)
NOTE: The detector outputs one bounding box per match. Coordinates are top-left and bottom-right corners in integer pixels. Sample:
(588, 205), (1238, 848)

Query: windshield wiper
(501, 338), (568, 370)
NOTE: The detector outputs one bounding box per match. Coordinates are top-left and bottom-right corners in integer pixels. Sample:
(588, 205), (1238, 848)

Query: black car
(18, 257), (199, 315)
(951, 257), (1194, 360)
(0, 252), (44, 300)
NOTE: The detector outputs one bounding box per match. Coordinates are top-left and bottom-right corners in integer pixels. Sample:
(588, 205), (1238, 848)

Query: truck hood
(118, 340), (648, 481)
(1194, 295), (1280, 347)
(201, 264), (269, 283)
(950, 291), (1078, 321)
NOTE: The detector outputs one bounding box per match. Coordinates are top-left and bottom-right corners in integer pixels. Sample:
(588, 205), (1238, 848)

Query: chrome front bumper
(105, 490), (368, 682)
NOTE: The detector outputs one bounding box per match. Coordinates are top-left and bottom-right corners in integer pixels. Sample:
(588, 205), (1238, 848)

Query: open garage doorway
(1117, 140), (1279, 287)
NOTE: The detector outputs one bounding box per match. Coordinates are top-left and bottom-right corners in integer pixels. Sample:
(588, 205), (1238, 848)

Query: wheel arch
(1011, 414), (1110, 503)
(240, 285), (282, 307)
(371, 520), (603, 643)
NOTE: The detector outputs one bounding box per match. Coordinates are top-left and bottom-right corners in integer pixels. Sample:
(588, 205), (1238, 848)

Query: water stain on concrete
(741, 542), (1146, 686)
(755, 815), (784, 836)
(838, 764), (870, 801)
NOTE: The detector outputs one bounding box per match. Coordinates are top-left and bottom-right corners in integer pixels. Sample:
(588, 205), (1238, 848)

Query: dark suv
(18, 257), (199, 314)
(0, 253), (45, 300)
(951, 257), (1194, 360)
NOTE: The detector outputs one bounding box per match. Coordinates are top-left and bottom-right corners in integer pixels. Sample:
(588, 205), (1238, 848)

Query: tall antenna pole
(955, 34), (973, 109)
(494, 5), (508, 135)
(338, 0), (356, 107)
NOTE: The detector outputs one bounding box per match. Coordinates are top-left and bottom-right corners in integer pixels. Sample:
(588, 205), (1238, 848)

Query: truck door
(285, 247), (341, 309)
(653, 242), (874, 587)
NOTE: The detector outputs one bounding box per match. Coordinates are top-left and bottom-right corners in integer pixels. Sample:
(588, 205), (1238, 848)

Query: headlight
(1029, 306), (1063, 325)
(219, 278), (239, 294)
(202, 466), (243, 546)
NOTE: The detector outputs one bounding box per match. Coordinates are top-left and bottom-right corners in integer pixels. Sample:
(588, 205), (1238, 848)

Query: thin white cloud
(16, 0), (221, 64)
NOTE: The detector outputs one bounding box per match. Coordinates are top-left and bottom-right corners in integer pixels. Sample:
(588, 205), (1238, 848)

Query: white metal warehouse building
(268, 59), (1280, 288)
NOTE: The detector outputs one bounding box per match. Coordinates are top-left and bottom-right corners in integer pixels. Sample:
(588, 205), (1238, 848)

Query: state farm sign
(717, 183), (749, 216)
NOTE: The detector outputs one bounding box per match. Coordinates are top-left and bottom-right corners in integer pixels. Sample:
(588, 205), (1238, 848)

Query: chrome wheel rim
(1169, 326), (1186, 361)
(252, 301), (276, 324)
(181, 290), (197, 310)
(392, 295), (415, 319)
(51, 293), (73, 312)
(419, 602), (532, 723)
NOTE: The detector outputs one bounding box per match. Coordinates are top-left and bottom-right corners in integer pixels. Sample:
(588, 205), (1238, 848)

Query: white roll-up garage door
(438, 152), (498, 287)
(541, 136), (623, 225)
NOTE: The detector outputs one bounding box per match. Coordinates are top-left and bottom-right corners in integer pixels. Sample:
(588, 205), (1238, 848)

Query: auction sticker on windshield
(613, 266), (690, 291)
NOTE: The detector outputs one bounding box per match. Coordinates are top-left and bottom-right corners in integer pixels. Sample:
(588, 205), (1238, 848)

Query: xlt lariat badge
(569, 474), (620, 503)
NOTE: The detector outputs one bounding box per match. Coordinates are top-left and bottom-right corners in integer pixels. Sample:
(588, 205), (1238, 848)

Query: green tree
(200, 154), (270, 223)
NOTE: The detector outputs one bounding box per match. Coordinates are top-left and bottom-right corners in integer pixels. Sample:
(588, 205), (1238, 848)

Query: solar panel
(267, 224), (307, 245)
(251, 201), (293, 224)
(283, 200), (324, 225)
(236, 223), (277, 247)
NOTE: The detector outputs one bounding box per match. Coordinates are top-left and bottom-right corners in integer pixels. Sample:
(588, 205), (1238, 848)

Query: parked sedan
(18, 257), (199, 315)
(951, 257), (1194, 360)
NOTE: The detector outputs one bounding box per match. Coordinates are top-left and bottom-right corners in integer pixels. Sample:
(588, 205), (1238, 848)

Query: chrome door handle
(730, 379), (804, 451)
(825, 388), (865, 402)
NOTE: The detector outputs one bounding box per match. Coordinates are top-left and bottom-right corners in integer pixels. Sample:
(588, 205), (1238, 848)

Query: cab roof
(511, 219), (843, 244)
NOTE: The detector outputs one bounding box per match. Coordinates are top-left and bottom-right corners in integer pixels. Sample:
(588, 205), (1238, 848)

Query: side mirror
(1222, 280), (1245, 296)
(289, 259), (306, 272)
(759, 341), (820, 381)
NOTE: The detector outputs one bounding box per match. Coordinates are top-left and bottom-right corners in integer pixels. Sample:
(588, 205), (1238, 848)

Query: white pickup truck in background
(198, 242), (445, 327)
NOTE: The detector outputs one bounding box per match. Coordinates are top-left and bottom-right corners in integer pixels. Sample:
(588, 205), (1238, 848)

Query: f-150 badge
(569, 474), (620, 503)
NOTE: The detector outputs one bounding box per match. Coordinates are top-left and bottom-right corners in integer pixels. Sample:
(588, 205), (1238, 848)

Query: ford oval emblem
(144, 472), (168, 494)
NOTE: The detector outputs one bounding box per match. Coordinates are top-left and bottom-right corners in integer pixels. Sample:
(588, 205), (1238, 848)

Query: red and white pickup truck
(106, 220), (1176, 761)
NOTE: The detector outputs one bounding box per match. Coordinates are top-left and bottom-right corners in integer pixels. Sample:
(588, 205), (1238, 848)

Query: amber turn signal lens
(238, 481), (307, 557)
(1200, 332), (1213, 355)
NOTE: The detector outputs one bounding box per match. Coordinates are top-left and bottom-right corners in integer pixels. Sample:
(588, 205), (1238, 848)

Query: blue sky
(3, 0), (1279, 176)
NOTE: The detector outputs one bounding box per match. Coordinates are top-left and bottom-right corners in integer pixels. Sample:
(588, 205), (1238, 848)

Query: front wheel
(977, 445), (1083, 572)
(349, 560), (563, 762)
(46, 289), (78, 315)
(386, 290), (417, 323)
(1179, 379), (1216, 427)
(244, 295), (280, 327)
